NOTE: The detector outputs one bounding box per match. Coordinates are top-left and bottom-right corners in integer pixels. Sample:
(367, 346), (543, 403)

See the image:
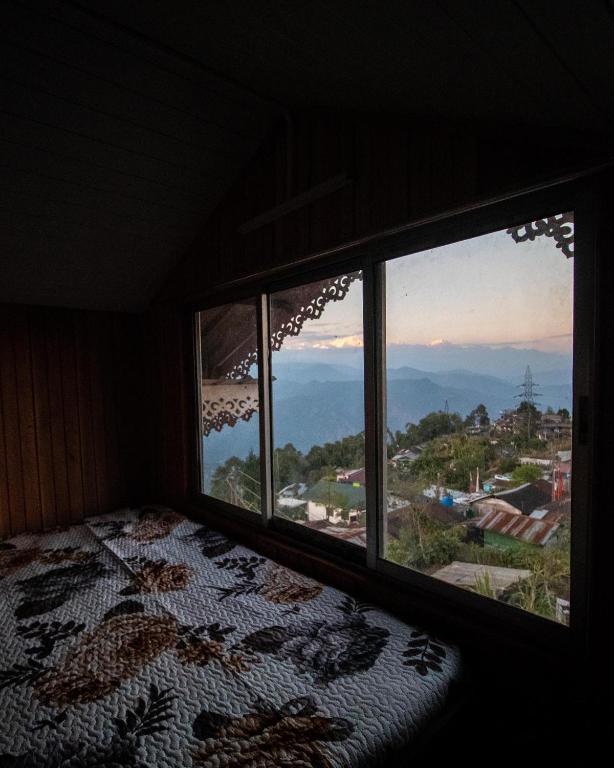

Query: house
(493, 409), (521, 434)
(519, 457), (553, 468)
(470, 480), (553, 517)
(296, 479), (366, 526)
(537, 413), (572, 441)
(337, 467), (366, 486)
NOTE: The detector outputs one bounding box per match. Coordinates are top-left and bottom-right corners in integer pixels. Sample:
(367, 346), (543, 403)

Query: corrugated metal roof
(475, 508), (559, 546)
(303, 521), (367, 547)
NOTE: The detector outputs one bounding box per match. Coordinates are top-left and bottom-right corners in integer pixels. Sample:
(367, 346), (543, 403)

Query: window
(270, 272), (366, 546)
(194, 190), (588, 630)
(196, 299), (261, 512)
(383, 214), (574, 623)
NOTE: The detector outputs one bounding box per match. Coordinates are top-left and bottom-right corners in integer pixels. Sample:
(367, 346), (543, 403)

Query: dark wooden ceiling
(1, 0), (613, 311)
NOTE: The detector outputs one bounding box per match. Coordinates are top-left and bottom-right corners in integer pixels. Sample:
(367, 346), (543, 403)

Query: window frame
(189, 174), (596, 652)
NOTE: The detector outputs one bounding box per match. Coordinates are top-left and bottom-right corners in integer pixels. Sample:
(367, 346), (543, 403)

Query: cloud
(329, 335), (364, 349)
(286, 334), (364, 350)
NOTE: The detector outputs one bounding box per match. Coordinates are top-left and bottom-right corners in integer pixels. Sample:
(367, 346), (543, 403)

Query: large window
(195, 197), (586, 629)
(383, 215), (574, 624)
(270, 272), (366, 546)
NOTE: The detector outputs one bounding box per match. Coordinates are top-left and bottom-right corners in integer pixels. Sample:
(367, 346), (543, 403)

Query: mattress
(0, 506), (462, 767)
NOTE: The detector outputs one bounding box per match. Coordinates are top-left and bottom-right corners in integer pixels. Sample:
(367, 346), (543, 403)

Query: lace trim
(506, 212), (574, 258)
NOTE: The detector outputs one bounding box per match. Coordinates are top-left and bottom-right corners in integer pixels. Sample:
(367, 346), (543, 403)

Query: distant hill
(202, 362), (572, 473)
(272, 361), (362, 382)
(384, 342), (572, 378)
(276, 342), (572, 379)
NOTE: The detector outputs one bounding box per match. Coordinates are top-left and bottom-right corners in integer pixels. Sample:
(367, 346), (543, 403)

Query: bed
(0, 506), (462, 767)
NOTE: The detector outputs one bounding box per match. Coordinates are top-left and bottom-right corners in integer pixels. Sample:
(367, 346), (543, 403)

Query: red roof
(339, 468), (365, 485)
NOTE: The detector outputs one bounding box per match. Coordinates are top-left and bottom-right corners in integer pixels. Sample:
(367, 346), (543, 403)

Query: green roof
(302, 480), (366, 508)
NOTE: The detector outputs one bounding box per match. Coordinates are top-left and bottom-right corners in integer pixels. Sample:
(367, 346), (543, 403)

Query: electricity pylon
(515, 366), (542, 440)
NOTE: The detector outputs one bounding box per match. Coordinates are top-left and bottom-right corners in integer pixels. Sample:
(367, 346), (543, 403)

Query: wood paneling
(146, 303), (189, 508)
(0, 304), (147, 537)
(160, 112), (597, 303)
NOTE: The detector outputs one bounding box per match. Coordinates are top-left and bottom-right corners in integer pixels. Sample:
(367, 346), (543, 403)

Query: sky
(274, 220), (574, 355)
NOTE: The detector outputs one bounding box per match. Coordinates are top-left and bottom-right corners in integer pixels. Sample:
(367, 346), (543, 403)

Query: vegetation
(209, 397), (571, 624)
(385, 401), (572, 623)
(515, 399), (541, 440)
(386, 504), (464, 570)
(386, 506), (570, 622)
(509, 463), (543, 486)
(209, 433), (365, 505)
(407, 434), (495, 492)
(388, 410), (463, 456)
(465, 403), (490, 428)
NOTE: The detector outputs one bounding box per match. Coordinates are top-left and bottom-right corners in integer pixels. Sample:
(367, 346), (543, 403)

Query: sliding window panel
(270, 272), (367, 547)
(197, 299), (261, 513)
(383, 213), (574, 624)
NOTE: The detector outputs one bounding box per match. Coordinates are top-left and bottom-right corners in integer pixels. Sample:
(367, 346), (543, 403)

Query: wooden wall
(158, 112), (600, 301)
(0, 304), (148, 537)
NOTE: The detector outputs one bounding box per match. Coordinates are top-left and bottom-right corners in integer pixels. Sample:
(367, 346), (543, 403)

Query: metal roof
(475, 508), (559, 546)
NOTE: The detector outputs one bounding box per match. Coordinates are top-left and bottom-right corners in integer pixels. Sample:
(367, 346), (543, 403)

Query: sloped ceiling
(1, 0), (613, 311)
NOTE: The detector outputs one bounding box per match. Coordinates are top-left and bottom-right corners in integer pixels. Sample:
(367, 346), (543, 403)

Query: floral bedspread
(0, 507), (462, 767)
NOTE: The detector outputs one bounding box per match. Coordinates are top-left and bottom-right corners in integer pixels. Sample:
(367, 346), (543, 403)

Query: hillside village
(210, 369), (572, 624)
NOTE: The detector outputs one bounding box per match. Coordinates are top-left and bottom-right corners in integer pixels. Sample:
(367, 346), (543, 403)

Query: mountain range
(203, 345), (572, 475)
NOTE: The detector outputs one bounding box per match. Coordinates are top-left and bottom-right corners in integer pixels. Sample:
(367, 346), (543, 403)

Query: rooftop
(475, 508), (560, 546)
(473, 480), (553, 515)
(431, 561), (531, 592)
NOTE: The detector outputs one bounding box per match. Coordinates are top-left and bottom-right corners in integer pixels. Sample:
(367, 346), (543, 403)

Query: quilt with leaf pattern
(0, 506), (462, 767)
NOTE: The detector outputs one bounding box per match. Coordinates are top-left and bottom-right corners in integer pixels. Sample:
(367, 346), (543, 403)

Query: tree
(557, 408), (570, 421)
(516, 400), (541, 440)
(510, 463), (542, 486)
(465, 404), (490, 428)
(273, 443), (306, 488)
(404, 410), (463, 444)
(409, 433), (495, 492)
(305, 432), (365, 477)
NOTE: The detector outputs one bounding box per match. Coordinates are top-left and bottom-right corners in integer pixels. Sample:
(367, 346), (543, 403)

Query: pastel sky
(276, 222), (574, 355)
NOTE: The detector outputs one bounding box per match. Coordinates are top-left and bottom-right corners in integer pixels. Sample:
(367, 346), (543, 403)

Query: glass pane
(270, 272), (366, 547)
(198, 299), (260, 512)
(384, 213), (574, 624)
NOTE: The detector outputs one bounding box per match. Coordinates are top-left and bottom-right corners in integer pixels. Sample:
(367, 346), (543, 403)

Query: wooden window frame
(189, 172), (598, 657)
